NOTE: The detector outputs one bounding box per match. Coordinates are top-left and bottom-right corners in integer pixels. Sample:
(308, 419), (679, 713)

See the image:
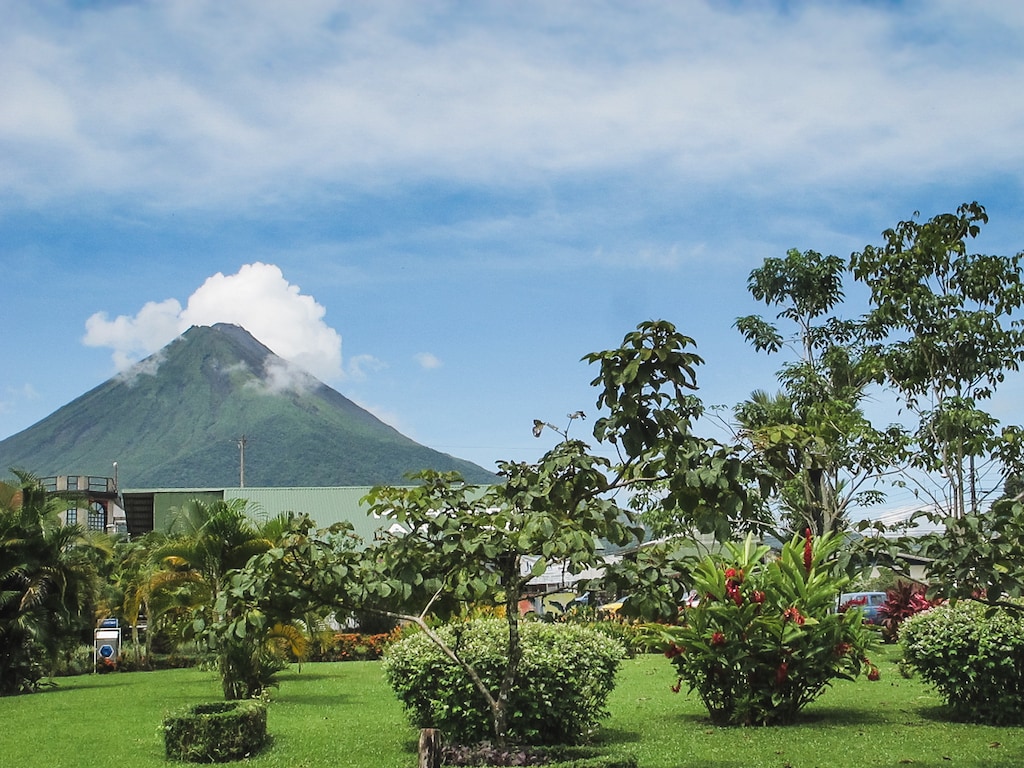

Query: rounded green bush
(381, 618), (625, 745)
(163, 699), (267, 762)
(901, 601), (1024, 725)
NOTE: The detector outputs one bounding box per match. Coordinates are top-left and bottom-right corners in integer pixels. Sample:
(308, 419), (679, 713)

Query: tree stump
(418, 728), (443, 768)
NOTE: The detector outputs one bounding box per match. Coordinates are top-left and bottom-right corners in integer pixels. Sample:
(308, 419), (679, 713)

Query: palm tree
(735, 384), (886, 538)
(148, 499), (276, 625)
(734, 389), (840, 537)
(0, 472), (106, 694)
(145, 498), (296, 698)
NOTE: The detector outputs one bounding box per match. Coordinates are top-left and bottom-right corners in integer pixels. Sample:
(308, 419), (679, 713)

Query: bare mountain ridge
(0, 324), (495, 487)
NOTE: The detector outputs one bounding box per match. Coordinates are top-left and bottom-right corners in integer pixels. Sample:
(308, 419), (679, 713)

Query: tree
(145, 498), (287, 697)
(583, 320), (767, 542)
(362, 440), (640, 745)
(149, 498), (277, 629)
(0, 472), (106, 694)
(850, 202), (1024, 517)
(734, 249), (894, 536)
(213, 321), (762, 742)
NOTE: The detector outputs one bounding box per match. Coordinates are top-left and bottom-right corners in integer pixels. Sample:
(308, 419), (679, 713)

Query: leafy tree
(102, 532), (170, 664)
(361, 441), (640, 745)
(201, 515), (365, 699)
(0, 472), (106, 694)
(146, 499), (294, 696)
(735, 249), (894, 536)
(213, 321), (762, 742)
(584, 320), (768, 542)
(850, 202), (1024, 517)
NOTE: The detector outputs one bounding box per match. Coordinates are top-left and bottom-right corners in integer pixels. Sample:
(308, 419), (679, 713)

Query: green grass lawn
(2, 647), (1024, 768)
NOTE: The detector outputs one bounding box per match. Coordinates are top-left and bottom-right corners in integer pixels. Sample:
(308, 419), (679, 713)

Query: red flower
(711, 632), (726, 647)
(724, 567), (744, 584)
(664, 643), (684, 659)
(803, 527), (813, 574)
(670, 679), (682, 694)
(782, 606), (805, 625)
(752, 590), (766, 604)
(775, 661), (788, 686)
(834, 642), (852, 657)
(867, 665), (880, 681)
(726, 583), (743, 606)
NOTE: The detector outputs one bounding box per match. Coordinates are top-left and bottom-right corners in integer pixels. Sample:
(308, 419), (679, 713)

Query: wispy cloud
(2, 2), (1022, 210)
(0, 383), (40, 416)
(414, 352), (442, 370)
(346, 354), (387, 381)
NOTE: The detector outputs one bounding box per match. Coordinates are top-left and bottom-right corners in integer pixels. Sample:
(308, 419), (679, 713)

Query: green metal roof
(224, 486), (412, 543)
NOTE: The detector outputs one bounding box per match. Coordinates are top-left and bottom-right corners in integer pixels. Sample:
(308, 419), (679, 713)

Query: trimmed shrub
(901, 601), (1024, 725)
(382, 618), (624, 746)
(163, 700), (267, 762)
(444, 742), (638, 767)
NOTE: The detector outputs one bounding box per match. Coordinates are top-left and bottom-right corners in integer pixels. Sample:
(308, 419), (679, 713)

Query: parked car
(838, 591), (888, 624)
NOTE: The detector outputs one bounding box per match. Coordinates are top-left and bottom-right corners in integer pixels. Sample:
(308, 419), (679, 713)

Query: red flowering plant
(876, 581), (938, 643)
(644, 530), (878, 726)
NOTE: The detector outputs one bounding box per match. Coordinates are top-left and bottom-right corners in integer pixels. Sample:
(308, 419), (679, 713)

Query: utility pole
(237, 435), (247, 488)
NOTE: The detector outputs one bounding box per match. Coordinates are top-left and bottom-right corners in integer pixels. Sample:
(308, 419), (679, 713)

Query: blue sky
(3, 1), (1024, 513)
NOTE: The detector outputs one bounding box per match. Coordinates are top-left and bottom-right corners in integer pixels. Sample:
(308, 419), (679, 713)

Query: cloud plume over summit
(83, 262), (345, 384)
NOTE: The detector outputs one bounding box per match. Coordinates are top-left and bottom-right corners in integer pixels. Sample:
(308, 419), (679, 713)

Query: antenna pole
(237, 435), (247, 488)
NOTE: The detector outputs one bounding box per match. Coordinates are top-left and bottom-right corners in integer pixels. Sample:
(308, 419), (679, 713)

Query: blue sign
(99, 644), (115, 659)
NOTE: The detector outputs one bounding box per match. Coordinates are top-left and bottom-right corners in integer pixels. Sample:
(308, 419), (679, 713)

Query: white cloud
(83, 262), (347, 385)
(255, 358), (318, 395)
(114, 349), (168, 388)
(83, 298), (183, 370)
(346, 354), (386, 381)
(0, 383), (40, 415)
(181, 263), (343, 381)
(1, 2), (1022, 208)
(414, 352), (442, 370)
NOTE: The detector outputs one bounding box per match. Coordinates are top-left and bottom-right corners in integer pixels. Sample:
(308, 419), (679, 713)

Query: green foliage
(163, 699), (267, 762)
(734, 248), (894, 537)
(583, 320), (763, 541)
(644, 531), (878, 725)
(851, 202), (1024, 517)
(190, 515), (362, 699)
(154, 499), (290, 700)
(548, 609), (649, 658)
(901, 601), (1024, 725)
(0, 472), (106, 695)
(913, 499), (1024, 608)
(382, 618), (625, 746)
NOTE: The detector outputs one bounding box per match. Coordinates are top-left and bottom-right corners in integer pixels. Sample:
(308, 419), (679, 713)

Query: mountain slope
(0, 324), (496, 487)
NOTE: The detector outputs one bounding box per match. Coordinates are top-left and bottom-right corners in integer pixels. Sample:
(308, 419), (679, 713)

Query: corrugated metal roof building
(226, 486), (397, 542)
(121, 485), (412, 542)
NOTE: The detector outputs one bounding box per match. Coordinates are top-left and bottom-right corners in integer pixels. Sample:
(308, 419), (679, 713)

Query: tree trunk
(494, 564), (524, 746)
(418, 728), (443, 768)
